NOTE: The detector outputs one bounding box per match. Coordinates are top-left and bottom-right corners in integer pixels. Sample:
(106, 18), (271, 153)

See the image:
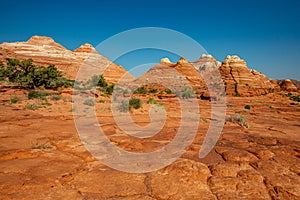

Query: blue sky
(0, 0), (299, 79)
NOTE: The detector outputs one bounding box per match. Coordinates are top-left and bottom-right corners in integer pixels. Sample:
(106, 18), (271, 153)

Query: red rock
(278, 79), (298, 92)
(0, 36), (133, 83)
(219, 55), (276, 96)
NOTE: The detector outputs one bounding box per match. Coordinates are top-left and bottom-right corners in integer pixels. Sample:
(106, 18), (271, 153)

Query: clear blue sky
(0, 0), (299, 79)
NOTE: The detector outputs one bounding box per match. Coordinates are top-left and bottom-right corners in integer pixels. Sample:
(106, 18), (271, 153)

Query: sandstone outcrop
(278, 79), (299, 92)
(0, 36), (133, 83)
(219, 55), (276, 96)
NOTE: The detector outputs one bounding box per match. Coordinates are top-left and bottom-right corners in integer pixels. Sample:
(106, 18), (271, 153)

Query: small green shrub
(27, 90), (50, 100)
(24, 103), (41, 110)
(165, 89), (173, 94)
(0, 58), (73, 89)
(96, 99), (105, 103)
(181, 88), (194, 99)
(149, 88), (158, 94)
(226, 114), (248, 128)
(129, 98), (142, 109)
(244, 105), (251, 110)
(134, 86), (147, 94)
(83, 98), (95, 106)
(290, 95), (300, 102)
(147, 97), (157, 104)
(10, 95), (21, 104)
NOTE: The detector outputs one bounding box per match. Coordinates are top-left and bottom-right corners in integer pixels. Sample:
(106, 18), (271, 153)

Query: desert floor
(0, 87), (299, 199)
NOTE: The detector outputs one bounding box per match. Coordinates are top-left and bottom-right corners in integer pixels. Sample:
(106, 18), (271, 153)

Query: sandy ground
(0, 87), (299, 199)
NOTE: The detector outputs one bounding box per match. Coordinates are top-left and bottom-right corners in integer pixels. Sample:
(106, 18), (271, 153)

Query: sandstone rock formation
(0, 36), (133, 83)
(137, 54), (279, 97)
(219, 55), (276, 96)
(134, 57), (207, 95)
(291, 79), (300, 90)
(278, 79), (299, 92)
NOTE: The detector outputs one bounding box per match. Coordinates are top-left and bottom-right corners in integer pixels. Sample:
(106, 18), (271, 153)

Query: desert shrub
(290, 95), (300, 102)
(10, 95), (21, 104)
(165, 89), (173, 94)
(31, 140), (52, 149)
(244, 105), (251, 110)
(41, 98), (52, 106)
(149, 88), (158, 94)
(129, 98), (142, 109)
(134, 86), (147, 94)
(27, 90), (51, 100)
(0, 61), (5, 81)
(181, 88), (194, 99)
(0, 58), (73, 89)
(83, 98), (95, 106)
(226, 114), (248, 128)
(147, 97), (157, 104)
(50, 94), (61, 101)
(96, 99), (105, 103)
(24, 103), (41, 110)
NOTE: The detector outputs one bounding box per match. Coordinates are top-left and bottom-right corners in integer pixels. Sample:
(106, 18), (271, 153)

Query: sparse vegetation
(31, 140), (52, 149)
(226, 114), (249, 128)
(83, 98), (95, 106)
(290, 95), (300, 102)
(27, 90), (51, 100)
(24, 103), (41, 110)
(75, 75), (115, 96)
(165, 89), (173, 94)
(147, 97), (158, 104)
(96, 99), (105, 103)
(148, 88), (158, 94)
(134, 86), (148, 94)
(244, 105), (251, 110)
(129, 98), (142, 109)
(10, 95), (21, 104)
(50, 94), (61, 101)
(0, 58), (73, 89)
(181, 88), (194, 99)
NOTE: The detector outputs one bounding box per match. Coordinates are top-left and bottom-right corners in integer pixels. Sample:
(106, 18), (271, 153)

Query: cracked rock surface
(0, 89), (299, 199)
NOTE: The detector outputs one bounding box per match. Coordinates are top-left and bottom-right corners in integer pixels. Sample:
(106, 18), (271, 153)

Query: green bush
(244, 105), (251, 110)
(96, 99), (105, 103)
(165, 89), (173, 94)
(129, 98), (142, 109)
(27, 90), (51, 100)
(290, 95), (300, 102)
(147, 97), (158, 104)
(134, 86), (147, 94)
(0, 58), (73, 89)
(149, 88), (158, 94)
(181, 88), (194, 99)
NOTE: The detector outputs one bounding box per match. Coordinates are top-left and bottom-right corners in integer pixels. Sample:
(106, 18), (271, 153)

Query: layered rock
(291, 79), (300, 90)
(219, 55), (276, 96)
(278, 79), (299, 92)
(134, 57), (207, 95)
(193, 54), (221, 70)
(136, 54), (279, 97)
(0, 36), (133, 83)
